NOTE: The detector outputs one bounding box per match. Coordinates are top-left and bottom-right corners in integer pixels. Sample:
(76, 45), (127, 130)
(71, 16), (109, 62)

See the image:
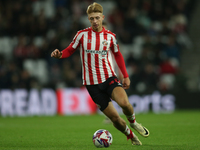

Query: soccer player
(51, 2), (149, 145)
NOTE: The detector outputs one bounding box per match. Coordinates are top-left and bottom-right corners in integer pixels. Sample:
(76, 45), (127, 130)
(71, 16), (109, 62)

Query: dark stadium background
(0, 0), (200, 117)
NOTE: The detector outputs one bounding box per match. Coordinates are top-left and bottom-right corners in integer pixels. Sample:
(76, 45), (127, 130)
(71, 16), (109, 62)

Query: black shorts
(86, 76), (122, 111)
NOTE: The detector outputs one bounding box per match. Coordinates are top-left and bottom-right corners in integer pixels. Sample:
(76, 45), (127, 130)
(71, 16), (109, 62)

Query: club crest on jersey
(102, 40), (108, 46)
(88, 39), (91, 43)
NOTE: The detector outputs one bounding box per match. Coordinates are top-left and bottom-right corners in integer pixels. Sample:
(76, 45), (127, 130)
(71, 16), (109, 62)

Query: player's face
(88, 12), (104, 32)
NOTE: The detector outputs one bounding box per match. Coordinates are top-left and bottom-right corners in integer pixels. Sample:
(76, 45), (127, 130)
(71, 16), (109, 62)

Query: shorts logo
(109, 80), (115, 85)
(109, 78), (121, 85)
(118, 82), (122, 86)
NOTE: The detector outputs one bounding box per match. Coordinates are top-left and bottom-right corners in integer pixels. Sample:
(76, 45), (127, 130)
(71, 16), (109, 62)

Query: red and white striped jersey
(68, 27), (121, 85)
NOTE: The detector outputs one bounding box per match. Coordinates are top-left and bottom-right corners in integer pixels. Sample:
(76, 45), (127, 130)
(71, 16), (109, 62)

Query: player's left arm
(111, 36), (130, 89)
(113, 51), (130, 89)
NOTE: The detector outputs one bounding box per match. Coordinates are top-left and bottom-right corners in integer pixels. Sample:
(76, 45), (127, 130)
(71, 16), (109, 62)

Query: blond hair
(86, 2), (103, 14)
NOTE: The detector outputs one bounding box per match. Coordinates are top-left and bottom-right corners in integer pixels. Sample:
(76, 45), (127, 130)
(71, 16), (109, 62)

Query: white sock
(126, 113), (136, 125)
(123, 125), (131, 136)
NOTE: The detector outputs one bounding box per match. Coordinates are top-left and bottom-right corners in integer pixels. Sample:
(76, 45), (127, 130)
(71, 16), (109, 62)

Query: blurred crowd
(0, 0), (197, 93)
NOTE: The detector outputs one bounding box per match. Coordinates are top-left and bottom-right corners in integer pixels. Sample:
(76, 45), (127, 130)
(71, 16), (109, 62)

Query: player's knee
(109, 115), (121, 124)
(119, 99), (130, 109)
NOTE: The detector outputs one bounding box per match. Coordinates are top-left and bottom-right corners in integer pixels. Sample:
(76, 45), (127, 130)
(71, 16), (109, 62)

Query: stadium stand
(0, 0), (197, 93)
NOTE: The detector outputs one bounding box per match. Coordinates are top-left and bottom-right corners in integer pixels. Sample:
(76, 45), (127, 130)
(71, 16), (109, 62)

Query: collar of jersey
(90, 26), (105, 33)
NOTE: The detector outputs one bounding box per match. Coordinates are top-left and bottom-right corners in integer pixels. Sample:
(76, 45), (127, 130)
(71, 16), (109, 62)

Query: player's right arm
(51, 49), (62, 59)
(51, 43), (77, 59)
(51, 31), (81, 59)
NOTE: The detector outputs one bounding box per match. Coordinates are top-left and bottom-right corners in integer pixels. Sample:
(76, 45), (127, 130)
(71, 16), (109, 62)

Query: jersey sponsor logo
(85, 49), (107, 56)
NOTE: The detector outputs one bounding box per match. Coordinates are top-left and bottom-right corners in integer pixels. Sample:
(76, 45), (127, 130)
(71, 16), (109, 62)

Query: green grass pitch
(0, 110), (200, 150)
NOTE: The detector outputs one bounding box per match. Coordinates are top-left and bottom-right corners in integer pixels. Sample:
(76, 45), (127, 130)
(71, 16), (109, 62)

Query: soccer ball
(92, 129), (113, 148)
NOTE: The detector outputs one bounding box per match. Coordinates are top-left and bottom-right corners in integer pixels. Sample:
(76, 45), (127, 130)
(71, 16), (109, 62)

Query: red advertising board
(56, 88), (97, 115)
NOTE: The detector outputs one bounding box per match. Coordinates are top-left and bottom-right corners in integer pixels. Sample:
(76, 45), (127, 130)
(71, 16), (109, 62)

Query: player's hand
(122, 77), (130, 89)
(51, 49), (62, 59)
